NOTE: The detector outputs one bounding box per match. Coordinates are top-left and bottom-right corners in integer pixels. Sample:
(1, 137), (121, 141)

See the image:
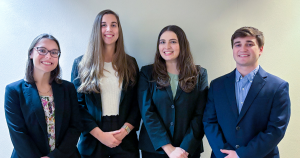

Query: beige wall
(0, 0), (299, 157)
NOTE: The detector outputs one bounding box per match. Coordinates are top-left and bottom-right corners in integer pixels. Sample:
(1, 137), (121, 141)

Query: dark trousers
(82, 116), (139, 158)
(142, 150), (201, 158)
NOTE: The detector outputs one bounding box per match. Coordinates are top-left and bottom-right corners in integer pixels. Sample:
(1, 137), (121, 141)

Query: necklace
(38, 87), (52, 94)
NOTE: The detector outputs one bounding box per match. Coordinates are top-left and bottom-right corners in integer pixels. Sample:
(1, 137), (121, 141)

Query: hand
(98, 130), (122, 148)
(169, 147), (188, 158)
(113, 128), (128, 141)
(220, 149), (238, 158)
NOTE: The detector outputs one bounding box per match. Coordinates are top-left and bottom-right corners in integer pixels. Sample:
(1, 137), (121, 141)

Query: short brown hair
(231, 26), (264, 48)
(26, 33), (62, 84)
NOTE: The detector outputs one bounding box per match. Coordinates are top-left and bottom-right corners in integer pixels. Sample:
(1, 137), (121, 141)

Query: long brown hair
(26, 33), (62, 84)
(153, 25), (199, 93)
(77, 9), (136, 93)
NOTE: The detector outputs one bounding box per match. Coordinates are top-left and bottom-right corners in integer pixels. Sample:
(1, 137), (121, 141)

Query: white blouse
(99, 62), (122, 116)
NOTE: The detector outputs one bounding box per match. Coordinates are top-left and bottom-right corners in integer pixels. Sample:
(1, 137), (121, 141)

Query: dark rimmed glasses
(34, 47), (61, 58)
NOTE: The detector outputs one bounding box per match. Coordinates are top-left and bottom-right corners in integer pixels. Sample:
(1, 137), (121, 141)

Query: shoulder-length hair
(77, 9), (137, 93)
(153, 25), (199, 93)
(25, 33), (62, 84)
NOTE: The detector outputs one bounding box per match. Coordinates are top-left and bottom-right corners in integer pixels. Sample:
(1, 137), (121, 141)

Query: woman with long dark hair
(5, 34), (81, 158)
(138, 25), (208, 158)
(71, 9), (140, 158)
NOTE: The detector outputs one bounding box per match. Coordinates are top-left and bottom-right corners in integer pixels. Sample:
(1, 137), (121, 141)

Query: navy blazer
(71, 55), (141, 156)
(203, 67), (291, 158)
(138, 65), (208, 155)
(5, 79), (82, 158)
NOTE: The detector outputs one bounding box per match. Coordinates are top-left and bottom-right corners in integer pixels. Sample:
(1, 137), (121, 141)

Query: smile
(105, 35), (114, 37)
(41, 61), (53, 65)
(164, 51), (173, 55)
(239, 55), (250, 57)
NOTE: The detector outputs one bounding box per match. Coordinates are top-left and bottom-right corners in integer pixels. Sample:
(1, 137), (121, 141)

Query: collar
(236, 65), (260, 82)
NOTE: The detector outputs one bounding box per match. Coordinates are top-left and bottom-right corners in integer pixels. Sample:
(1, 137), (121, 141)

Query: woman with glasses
(5, 34), (82, 158)
(71, 9), (140, 158)
(138, 25), (208, 158)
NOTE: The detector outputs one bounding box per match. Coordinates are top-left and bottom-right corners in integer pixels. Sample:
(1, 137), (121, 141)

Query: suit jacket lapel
(52, 81), (64, 142)
(120, 80), (126, 104)
(117, 80), (127, 117)
(165, 85), (174, 103)
(174, 84), (183, 102)
(237, 67), (267, 124)
(23, 81), (48, 145)
(92, 92), (102, 121)
(225, 70), (239, 120)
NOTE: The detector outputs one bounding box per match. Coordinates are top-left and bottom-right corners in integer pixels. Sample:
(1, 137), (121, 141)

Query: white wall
(1, 0), (299, 157)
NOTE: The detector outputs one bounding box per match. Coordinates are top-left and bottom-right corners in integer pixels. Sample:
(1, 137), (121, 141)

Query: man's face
(232, 36), (263, 69)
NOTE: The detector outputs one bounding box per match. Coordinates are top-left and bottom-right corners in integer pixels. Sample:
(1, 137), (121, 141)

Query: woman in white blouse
(71, 9), (140, 158)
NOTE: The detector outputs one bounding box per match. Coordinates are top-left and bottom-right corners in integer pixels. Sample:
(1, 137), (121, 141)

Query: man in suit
(203, 26), (291, 158)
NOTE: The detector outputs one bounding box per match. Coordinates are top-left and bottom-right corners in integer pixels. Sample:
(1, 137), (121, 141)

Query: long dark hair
(25, 33), (62, 84)
(77, 9), (137, 93)
(153, 25), (199, 93)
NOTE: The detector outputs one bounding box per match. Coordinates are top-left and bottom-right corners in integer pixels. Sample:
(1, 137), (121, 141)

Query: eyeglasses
(34, 47), (61, 58)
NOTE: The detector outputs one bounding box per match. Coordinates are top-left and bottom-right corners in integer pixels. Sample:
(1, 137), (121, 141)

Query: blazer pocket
(254, 97), (270, 100)
(252, 97), (270, 105)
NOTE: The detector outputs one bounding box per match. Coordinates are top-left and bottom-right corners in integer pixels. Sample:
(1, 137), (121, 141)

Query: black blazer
(5, 79), (81, 158)
(138, 65), (208, 155)
(71, 55), (141, 156)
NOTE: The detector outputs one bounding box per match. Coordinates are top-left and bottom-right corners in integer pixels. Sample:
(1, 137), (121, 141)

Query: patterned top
(40, 95), (55, 152)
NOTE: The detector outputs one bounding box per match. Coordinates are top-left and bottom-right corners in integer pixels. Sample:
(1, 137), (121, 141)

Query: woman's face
(101, 14), (119, 46)
(30, 38), (59, 75)
(159, 31), (180, 63)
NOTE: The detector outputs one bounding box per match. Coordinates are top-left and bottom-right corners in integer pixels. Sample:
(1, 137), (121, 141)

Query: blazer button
(236, 126), (240, 130)
(170, 122), (174, 126)
(171, 105), (175, 108)
(235, 145), (240, 149)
